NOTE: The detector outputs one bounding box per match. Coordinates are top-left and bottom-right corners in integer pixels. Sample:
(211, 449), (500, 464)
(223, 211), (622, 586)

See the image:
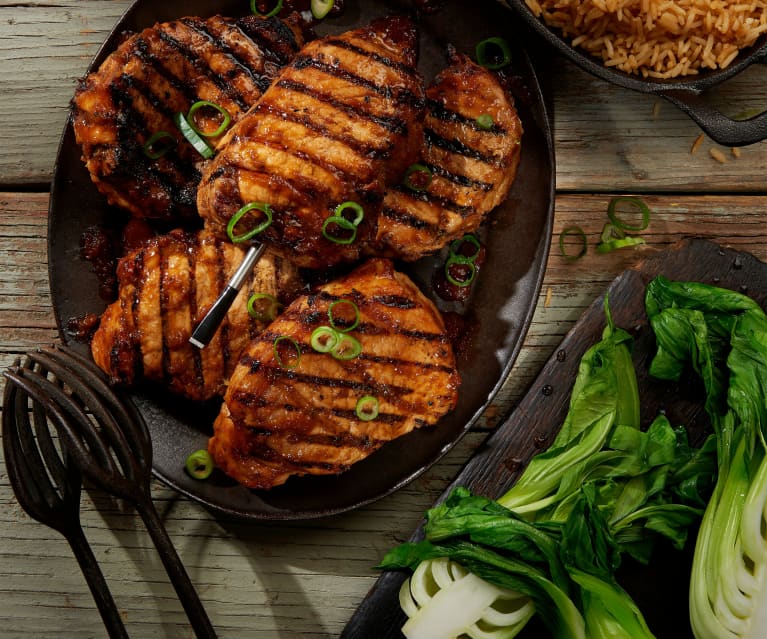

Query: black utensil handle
(137, 500), (217, 639)
(661, 90), (767, 147)
(68, 526), (130, 639)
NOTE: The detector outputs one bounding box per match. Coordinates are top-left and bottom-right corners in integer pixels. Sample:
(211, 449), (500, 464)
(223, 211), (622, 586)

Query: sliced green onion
(227, 202), (273, 243)
(322, 215), (357, 244)
(596, 236), (646, 254)
(475, 37), (511, 70)
(185, 449), (214, 480)
(404, 163), (433, 192)
(355, 395), (379, 421)
(334, 201), (364, 227)
(174, 112), (214, 159)
(559, 226), (587, 261)
(449, 234), (481, 262)
(273, 335), (301, 369)
(607, 196), (650, 232)
(310, 326), (339, 353)
(445, 254), (477, 287)
(187, 100), (232, 138)
(311, 0), (334, 19)
(251, 0), (284, 17)
(331, 333), (361, 360)
(475, 114), (494, 130)
(328, 299), (360, 333)
(142, 131), (176, 159)
(600, 222), (625, 244)
(247, 293), (282, 322)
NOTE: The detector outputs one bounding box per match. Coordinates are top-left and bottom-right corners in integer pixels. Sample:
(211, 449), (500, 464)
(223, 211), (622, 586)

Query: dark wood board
(341, 237), (767, 639)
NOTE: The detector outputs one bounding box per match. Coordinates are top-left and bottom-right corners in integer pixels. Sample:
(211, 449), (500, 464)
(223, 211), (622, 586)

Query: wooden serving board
(341, 237), (767, 639)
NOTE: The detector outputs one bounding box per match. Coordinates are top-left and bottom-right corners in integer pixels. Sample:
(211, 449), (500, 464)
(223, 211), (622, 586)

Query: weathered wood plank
(0, 2), (765, 189)
(2, 191), (767, 637)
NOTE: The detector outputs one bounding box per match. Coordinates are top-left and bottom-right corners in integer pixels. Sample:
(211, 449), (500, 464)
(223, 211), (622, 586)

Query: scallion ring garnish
(334, 201), (364, 227)
(310, 326), (339, 353)
(250, 0), (284, 17)
(273, 335), (301, 369)
(142, 131), (176, 159)
(322, 215), (357, 244)
(475, 114), (494, 130)
(187, 100), (232, 138)
(331, 333), (361, 360)
(311, 0), (334, 19)
(355, 395), (379, 422)
(185, 449), (214, 480)
(404, 163), (433, 192)
(449, 234), (481, 262)
(174, 112), (214, 159)
(328, 299), (360, 333)
(444, 254), (477, 287)
(227, 202), (273, 243)
(558, 226), (587, 261)
(599, 222), (625, 244)
(607, 196), (651, 232)
(596, 236), (646, 254)
(247, 292), (281, 322)
(475, 37), (511, 70)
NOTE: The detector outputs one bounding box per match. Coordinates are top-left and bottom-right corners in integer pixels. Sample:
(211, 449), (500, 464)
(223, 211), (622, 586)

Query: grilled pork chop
(374, 53), (523, 261)
(72, 15), (304, 222)
(197, 16), (425, 268)
(91, 229), (303, 401)
(208, 258), (460, 489)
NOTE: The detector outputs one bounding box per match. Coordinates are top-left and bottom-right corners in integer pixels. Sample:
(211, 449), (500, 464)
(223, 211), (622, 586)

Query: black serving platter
(48, 0), (554, 520)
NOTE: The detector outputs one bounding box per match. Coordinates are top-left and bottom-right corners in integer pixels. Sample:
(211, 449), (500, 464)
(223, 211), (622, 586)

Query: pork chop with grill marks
(208, 258), (460, 489)
(196, 16), (425, 269)
(91, 229), (303, 401)
(72, 14), (304, 222)
(374, 53), (523, 261)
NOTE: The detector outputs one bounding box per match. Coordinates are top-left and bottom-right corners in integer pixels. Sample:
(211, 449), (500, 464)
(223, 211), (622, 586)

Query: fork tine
(4, 367), (126, 494)
(40, 345), (153, 469)
(28, 349), (141, 484)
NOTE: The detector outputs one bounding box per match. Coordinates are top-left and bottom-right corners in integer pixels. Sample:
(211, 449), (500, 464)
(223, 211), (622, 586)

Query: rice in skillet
(524, 0), (767, 78)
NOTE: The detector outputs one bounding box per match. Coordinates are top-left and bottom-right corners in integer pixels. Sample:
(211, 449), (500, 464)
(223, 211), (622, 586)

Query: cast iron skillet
(505, 0), (767, 146)
(48, 0), (555, 520)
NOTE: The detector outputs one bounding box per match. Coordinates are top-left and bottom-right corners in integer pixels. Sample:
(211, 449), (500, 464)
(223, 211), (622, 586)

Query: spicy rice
(524, 0), (767, 78)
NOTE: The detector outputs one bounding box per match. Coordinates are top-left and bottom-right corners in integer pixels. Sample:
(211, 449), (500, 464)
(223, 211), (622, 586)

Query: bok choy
(644, 276), (767, 639)
(381, 297), (716, 639)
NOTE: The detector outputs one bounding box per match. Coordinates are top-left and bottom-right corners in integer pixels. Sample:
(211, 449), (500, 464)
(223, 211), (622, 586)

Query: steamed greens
(381, 295), (716, 638)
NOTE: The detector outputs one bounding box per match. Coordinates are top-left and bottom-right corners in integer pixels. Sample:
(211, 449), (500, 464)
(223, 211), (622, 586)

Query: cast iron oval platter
(48, 0), (554, 520)
(342, 238), (767, 638)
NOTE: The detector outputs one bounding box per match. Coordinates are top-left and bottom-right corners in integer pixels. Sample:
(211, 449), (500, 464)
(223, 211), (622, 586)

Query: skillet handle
(661, 89), (767, 147)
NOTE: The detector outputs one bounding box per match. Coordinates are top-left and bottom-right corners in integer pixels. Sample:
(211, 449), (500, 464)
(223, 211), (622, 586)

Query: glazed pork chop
(374, 53), (523, 261)
(197, 16), (425, 268)
(208, 258), (460, 489)
(91, 229), (303, 401)
(72, 14), (304, 222)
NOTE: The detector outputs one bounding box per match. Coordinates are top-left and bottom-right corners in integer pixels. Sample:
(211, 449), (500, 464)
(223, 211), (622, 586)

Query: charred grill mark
(391, 183), (474, 217)
(424, 128), (503, 167)
(262, 106), (391, 161)
(370, 294), (417, 309)
(323, 38), (417, 77)
(380, 205), (437, 231)
(215, 237), (231, 371)
(156, 29), (250, 111)
(131, 36), (201, 106)
(131, 250), (145, 382)
(291, 54), (423, 109)
(427, 98), (508, 134)
(158, 241), (171, 385)
(426, 162), (494, 192)
(356, 352), (456, 374)
(179, 17), (274, 94)
(186, 234), (205, 393)
(237, 16), (301, 66)
(276, 79), (409, 136)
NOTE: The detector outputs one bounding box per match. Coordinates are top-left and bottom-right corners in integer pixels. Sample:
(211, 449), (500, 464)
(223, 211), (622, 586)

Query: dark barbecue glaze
(209, 258), (460, 489)
(197, 16), (425, 268)
(373, 53), (523, 260)
(72, 14), (304, 222)
(90, 229), (303, 401)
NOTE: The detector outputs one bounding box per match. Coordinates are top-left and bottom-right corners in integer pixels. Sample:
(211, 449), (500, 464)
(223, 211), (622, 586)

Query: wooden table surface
(1, 2), (766, 637)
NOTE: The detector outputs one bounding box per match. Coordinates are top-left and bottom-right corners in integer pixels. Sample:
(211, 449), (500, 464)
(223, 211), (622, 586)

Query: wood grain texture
(2, 192), (767, 637)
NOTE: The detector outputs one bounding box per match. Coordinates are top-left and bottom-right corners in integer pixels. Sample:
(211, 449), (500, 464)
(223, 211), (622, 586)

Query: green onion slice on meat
(227, 202), (273, 243)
